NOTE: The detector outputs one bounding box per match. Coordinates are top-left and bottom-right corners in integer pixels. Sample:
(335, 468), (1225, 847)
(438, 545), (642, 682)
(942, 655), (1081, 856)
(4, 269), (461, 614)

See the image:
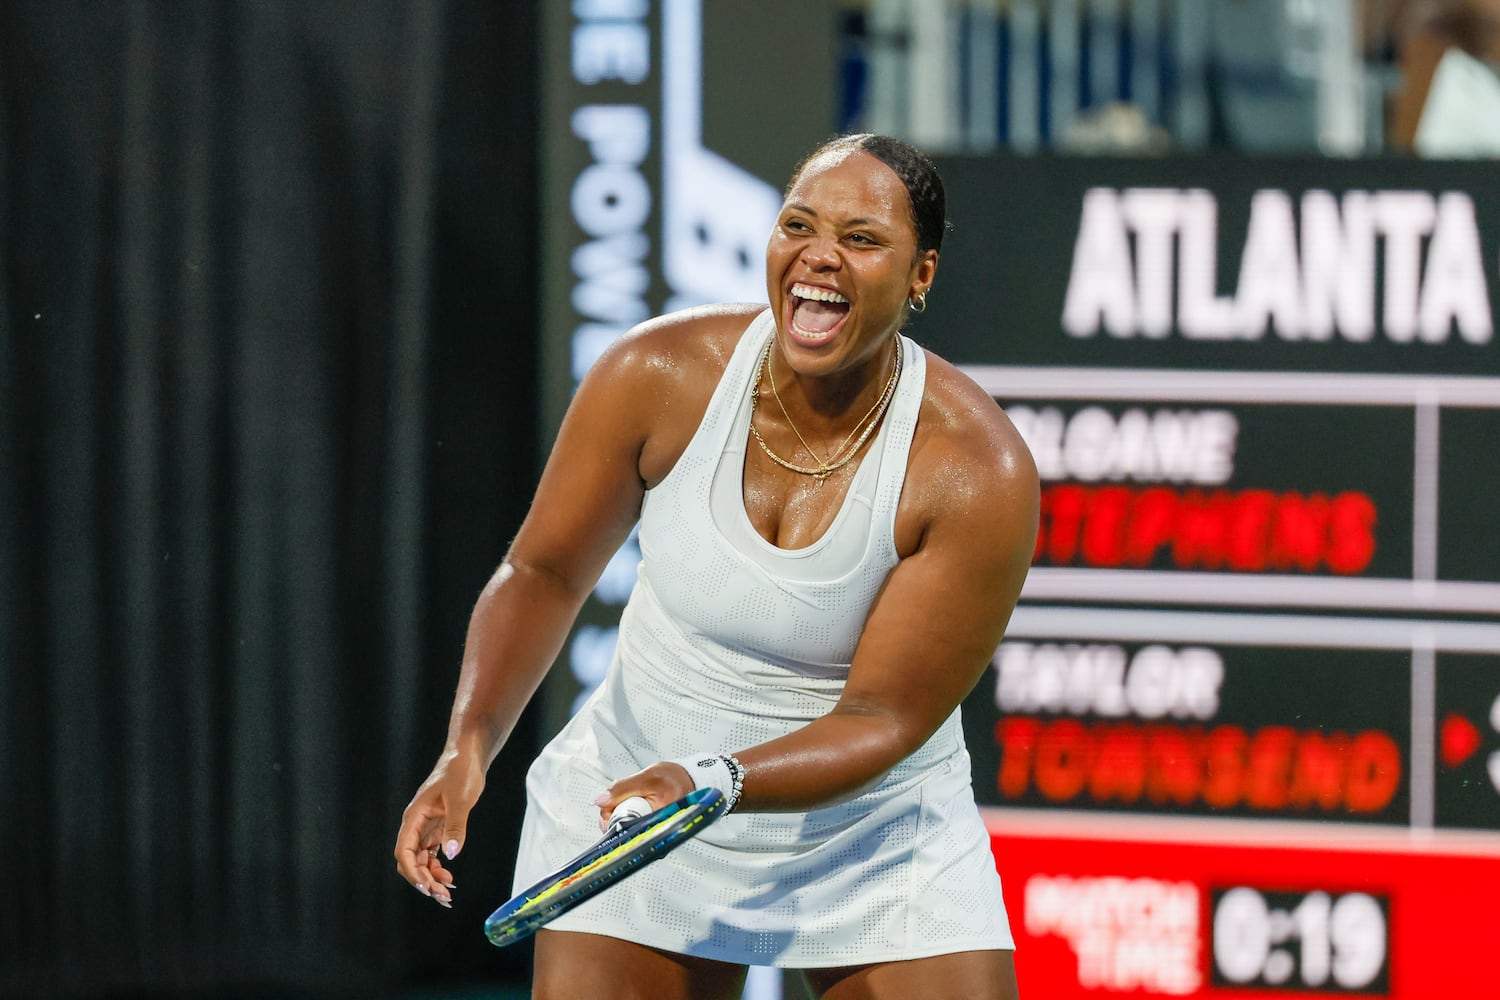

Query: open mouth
(789, 282), (851, 342)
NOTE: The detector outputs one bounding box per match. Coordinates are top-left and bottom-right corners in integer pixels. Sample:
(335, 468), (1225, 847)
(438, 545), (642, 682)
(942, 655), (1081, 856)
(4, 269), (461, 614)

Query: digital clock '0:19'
(1211, 886), (1390, 993)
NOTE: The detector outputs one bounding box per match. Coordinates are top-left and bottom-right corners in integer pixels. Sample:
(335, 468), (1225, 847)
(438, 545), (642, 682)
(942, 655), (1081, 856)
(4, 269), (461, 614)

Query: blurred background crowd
(832, 0), (1500, 156)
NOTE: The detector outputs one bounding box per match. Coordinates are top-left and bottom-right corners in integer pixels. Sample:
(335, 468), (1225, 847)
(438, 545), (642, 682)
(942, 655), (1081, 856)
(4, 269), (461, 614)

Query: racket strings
(485, 789), (725, 947)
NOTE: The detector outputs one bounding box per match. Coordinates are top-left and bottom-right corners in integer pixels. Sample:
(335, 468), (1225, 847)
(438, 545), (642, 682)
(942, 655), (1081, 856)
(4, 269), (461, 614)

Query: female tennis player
(394, 133), (1038, 1000)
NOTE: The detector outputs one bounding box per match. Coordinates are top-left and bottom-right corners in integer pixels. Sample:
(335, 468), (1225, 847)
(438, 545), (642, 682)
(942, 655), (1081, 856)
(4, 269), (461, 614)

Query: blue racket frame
(484, 786), (726, 948)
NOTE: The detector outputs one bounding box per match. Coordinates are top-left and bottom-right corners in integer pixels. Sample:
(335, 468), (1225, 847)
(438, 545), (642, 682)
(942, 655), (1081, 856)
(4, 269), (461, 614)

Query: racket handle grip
(605, 795), (652, 835)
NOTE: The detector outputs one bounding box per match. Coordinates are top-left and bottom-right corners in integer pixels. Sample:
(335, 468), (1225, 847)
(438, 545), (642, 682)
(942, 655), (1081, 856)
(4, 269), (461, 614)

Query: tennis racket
(484, 786), (726, 948)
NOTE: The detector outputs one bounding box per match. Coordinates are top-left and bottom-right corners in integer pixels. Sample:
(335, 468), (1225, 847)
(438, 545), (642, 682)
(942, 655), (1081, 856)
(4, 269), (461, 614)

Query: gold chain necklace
(748, 337), (902, 482)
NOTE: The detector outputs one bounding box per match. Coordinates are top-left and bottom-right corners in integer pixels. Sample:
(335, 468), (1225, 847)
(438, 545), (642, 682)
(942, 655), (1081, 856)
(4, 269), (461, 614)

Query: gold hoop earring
(909, 292), (927, 314)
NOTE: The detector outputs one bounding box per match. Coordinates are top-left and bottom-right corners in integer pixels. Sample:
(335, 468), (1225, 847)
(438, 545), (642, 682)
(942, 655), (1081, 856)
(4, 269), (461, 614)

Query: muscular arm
(740, 376), (1039, 808)
(601, 360), (1040, 814)
(394, 306), (756, 895)
(445, 401), (643, 765)
(448, 304), (764, 764)
(447, 364), (648, 759)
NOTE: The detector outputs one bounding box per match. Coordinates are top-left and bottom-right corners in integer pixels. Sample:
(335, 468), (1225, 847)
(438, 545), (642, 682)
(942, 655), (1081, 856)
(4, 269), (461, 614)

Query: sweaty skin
(394, 149), (1037, 1000)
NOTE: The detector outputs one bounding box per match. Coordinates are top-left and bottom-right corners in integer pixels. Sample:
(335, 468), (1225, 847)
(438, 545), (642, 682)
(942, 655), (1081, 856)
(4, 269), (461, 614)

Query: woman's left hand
(593, 760), (696, 830)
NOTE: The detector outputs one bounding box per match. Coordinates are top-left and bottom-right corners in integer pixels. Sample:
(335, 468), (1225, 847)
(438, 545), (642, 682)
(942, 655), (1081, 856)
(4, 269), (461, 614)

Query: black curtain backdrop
(1, 2), (542, 996)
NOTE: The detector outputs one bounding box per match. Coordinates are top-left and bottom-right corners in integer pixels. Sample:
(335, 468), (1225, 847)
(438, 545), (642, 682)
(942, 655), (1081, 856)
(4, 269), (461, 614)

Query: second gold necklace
(748, 337), (902, 482)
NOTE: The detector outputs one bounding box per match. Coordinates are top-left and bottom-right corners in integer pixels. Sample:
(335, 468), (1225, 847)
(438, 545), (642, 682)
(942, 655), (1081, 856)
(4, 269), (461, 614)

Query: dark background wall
(1, 1), (543, 996)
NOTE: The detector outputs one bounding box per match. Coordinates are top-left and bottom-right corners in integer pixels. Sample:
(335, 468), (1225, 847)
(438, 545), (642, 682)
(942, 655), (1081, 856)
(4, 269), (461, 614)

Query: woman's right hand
(593, 760), (697, 831)
(393, 749), (487, 907)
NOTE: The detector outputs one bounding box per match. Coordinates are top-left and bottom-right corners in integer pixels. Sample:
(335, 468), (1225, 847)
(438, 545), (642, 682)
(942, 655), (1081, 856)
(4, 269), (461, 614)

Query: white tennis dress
(511, 310), (1014, 967)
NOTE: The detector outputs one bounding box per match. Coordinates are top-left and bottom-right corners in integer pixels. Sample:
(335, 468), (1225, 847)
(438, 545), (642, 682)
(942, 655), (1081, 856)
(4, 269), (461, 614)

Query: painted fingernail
(593, 791), (611, 805)
(434, 891), (452, 906)
(443, 839), (459, 860)
(416, 883), (432, 897)
(436, 898), (452, 910)
(442, 881), (456, 890)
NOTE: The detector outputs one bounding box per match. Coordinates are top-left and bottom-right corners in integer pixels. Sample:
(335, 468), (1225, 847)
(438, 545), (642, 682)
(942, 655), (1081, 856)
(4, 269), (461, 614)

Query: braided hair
(787, 133), (948, 256)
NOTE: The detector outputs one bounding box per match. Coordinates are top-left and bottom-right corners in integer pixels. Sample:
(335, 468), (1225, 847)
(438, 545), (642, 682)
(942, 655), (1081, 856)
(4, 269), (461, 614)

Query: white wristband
(669, 753), (744, 812)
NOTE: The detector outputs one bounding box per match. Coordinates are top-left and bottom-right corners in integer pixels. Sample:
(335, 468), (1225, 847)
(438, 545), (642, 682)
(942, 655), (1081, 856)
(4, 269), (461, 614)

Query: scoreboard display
(929, 155), (1500, 998)
(539, 9), (1499, 994)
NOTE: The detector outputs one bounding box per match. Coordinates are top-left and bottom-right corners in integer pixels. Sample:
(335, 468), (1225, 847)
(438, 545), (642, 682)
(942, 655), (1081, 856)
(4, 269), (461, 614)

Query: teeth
(791, 283), (848, 304)
(790, 323), (837, 342)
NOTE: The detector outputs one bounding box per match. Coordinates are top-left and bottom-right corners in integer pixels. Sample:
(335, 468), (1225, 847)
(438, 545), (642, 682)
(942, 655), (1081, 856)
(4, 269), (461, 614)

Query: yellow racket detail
(484, 787), (726, 947)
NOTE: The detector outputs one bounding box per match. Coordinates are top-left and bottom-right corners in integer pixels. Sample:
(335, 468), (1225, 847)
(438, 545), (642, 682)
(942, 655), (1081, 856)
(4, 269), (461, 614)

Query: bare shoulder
(913, 350), (1038, 497)
(583, 302), (767, 486)
(899, 348), (1039, 551)
(590, 302), (765, 388)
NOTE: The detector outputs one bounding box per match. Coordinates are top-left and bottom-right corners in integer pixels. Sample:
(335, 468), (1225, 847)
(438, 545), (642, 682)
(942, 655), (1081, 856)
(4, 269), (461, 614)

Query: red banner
(989, 810), (1500, 998)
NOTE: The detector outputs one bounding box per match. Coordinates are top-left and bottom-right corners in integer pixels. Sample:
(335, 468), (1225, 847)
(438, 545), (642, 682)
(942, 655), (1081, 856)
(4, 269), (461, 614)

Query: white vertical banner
(541, 3), (836, 994)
